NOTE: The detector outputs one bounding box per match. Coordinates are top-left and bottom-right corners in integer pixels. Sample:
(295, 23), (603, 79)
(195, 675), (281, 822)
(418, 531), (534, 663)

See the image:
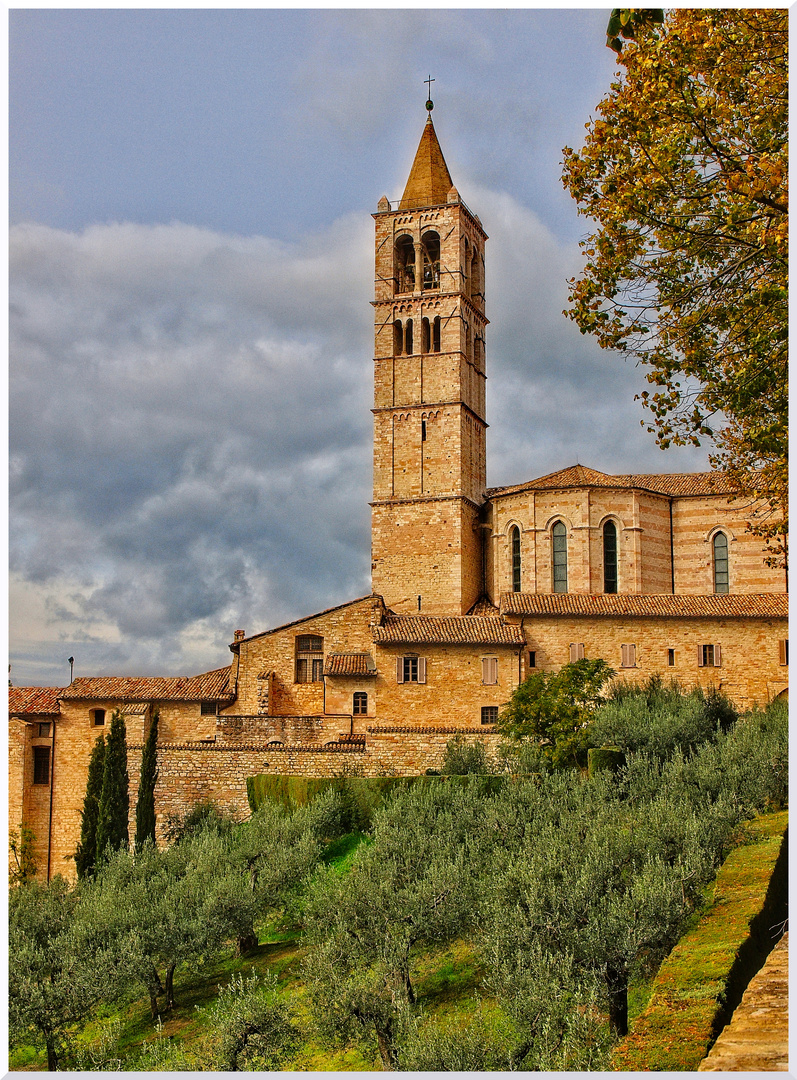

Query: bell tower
(371, 103), (488, 615)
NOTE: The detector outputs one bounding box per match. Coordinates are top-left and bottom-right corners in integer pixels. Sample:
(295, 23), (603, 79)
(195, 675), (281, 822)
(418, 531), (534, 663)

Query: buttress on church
(10, 110), (788, 880)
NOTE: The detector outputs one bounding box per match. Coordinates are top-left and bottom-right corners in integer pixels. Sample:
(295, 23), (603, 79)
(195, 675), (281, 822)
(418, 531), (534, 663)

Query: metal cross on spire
(425, 75), (435, 113)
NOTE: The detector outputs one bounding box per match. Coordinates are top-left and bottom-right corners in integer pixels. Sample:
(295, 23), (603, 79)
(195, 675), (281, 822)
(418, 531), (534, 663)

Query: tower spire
(399, 103), (453, 210)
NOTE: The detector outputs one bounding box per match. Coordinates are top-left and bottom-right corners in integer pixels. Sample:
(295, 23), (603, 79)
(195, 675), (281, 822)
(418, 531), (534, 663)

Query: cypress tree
(74, 733), (105, 879)
(95, 709), (129, 863)
(135, 709), (159, 850)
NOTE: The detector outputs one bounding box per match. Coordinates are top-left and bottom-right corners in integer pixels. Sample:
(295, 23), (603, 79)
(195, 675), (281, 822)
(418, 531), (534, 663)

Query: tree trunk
(402, 967), (416, 1005)
(165, 962), (177, 1011)
(375, 1020), (398, 1071)
(606, 961), (629, 1037)
(147, 966), (164, 1020)
(45, 1035), (58, 1071)
(237, 928), (258, 955)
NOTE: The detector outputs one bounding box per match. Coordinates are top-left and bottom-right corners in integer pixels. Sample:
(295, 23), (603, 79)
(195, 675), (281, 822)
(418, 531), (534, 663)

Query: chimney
(234, 630), (245, 642)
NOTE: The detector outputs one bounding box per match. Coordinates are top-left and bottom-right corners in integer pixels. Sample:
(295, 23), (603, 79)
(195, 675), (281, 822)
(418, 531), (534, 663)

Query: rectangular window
(481, 705), (499, 725)
(37, 722), (51, 738)
(33, 746), (50, 785)
(667, 648), (676, 667)
(620, 644), (636, 668)
(569, 643), (585, 663)
(482, 657), (498, 685)
(528, 650), (536, 668)
(698, 644), (722, 668)
(93, 709), (106, 726)
(353, 692), (368, 715)
(397, 656), (426, 683)
(779, 640), (789, 666)
(200, 702), (218, 716)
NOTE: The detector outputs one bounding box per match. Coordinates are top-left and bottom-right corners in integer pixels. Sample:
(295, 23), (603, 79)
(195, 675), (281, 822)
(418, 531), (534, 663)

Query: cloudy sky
(10, 7), (712, 687)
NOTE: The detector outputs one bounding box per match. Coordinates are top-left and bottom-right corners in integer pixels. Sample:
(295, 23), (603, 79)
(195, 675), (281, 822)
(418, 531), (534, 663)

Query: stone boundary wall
(127, 724), (501, 839)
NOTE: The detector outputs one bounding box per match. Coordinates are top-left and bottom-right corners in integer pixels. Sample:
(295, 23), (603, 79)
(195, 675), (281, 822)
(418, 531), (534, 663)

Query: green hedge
(246, 773), (506, 828)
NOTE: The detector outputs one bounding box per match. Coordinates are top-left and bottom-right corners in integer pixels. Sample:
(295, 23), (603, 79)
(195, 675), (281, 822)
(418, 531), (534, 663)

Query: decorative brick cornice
(129, 741), (364, 753)
(366, 724), (496, 735)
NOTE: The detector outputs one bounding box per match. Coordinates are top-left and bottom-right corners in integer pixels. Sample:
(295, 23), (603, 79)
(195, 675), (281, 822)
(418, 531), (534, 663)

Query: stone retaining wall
(128, 724), (501, 842)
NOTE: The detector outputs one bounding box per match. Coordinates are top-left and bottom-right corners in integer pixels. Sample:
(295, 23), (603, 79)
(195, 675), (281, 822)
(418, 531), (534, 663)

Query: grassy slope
(10, 813), (787, 1071)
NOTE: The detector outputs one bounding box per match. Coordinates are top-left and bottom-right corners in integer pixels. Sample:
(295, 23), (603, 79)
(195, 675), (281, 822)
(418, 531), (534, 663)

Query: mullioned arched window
(552, 521), (568, 593)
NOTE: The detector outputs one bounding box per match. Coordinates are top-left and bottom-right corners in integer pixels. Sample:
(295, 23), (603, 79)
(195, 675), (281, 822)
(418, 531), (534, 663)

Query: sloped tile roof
(9, 686), (62, 715)
(374, 614), (525, 646)
(324, 653), (377, 677)
(468, 596), (501, 617)
(399, 116), (454, 210)
(499, 593), (787, 619)
(487, 465), (736, 499)
(59, 665), (234, 702)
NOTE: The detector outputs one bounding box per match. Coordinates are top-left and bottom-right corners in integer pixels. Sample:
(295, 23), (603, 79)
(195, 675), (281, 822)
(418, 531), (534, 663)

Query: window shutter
(482, 657), (497, 684)
(396, 657), (404, 683)
(570, 643), (585, 663)
(417, 657), (427, 684)
(697, 645), (704, 667)
(714, 643), (722, 667)
(779, 639), (788, 666)
(491, 657), (498, 683)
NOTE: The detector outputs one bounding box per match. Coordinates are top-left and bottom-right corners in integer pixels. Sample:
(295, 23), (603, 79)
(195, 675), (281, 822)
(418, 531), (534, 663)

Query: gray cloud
(10, 192), (709, 685)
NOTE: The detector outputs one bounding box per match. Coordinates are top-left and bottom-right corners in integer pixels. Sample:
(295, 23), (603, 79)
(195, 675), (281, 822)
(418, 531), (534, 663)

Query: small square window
(92, 709), (106, 727)
(33, 746), (50, 785)
(481, 706), (498, 725)
(200, 702), (218, 716)
(37, 722), (51, 738)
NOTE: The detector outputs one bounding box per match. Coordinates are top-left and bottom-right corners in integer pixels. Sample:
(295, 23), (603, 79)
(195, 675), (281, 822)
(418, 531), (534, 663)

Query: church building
(10, 108), (787, 881)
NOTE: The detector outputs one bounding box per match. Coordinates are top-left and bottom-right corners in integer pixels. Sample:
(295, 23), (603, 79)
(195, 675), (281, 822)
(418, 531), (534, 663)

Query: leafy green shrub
(590, 680), (735, 760)
(440, 734), (491, 774)
(199, 971), (298, 1071)
(163, 799), (236, 843)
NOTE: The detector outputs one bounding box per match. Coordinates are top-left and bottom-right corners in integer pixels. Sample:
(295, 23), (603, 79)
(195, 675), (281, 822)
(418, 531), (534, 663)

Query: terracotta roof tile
(499, 593), (787, 619)
(9, 686), (62, 715)
(59, 665), (234, 702)
(324, 653), (377, 677)
(487, 465), (736, 499)
(374, 614), (525, 646)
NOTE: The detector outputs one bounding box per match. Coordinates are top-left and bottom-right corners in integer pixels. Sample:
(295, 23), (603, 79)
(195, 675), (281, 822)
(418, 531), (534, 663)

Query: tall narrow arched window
(603, 520), (618, 594)
(552, 521), (568, 593)
(713, 532), (729, 594)
(432, 316), (441, 352)
(393, 320), (403, 356)
(422, 317), (430, 353)
(404, 318), (413, 355)
(422, 231), (440, 290)
(395, 235), (415, 293)
(511, 526), (521, 592)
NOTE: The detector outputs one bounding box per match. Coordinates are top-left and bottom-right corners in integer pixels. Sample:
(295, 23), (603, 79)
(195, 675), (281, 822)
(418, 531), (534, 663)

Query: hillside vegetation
(9, 684), (787, 1071)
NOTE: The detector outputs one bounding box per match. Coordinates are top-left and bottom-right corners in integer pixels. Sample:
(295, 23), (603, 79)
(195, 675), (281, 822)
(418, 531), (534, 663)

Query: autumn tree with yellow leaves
(562, 9), (787, 566)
